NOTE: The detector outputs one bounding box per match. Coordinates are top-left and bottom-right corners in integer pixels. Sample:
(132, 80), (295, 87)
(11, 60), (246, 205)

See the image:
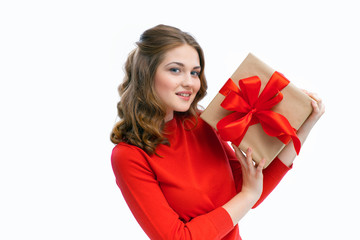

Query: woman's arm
(222, 147), (266, 226)
(277, 91), (325, 167)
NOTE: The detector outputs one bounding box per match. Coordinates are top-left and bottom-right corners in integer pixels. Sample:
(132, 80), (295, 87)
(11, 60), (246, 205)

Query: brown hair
(110, 24), (207, 154)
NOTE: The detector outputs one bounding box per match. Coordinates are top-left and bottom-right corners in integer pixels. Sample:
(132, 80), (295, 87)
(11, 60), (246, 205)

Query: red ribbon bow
(217, 71), (301, 154)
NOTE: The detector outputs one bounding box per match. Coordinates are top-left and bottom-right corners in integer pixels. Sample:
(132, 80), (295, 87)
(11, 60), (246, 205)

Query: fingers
(311, 99), (320, 113)
(309, 93), (322, 112)
(302, 89), (321, 102)
(303, 89), (325, 118)
(232, 144), (247, 166)
(305, 91), (323, 108)
(232, 144), (244, 159)
(308, 92), (321, 102)
(232, 144), (263, 170)
(256, 158), (266, 175)
(246, 147), (254, 166)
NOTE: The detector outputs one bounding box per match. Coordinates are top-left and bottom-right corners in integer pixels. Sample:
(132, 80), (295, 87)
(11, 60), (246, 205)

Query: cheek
(194, 79), (201, 94)
(154, 74), (176, 98)
(154, 80), (165, 96)
(156, 82), (170, 95)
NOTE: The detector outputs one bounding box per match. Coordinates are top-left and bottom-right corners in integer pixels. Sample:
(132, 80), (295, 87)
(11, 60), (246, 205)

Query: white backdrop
(1, 0), (359, 239)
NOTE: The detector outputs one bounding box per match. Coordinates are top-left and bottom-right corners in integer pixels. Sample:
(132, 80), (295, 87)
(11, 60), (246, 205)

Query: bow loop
(220, 90), (251, 113)
(238, 76), (261, 106)
(256, 91), (283, 111)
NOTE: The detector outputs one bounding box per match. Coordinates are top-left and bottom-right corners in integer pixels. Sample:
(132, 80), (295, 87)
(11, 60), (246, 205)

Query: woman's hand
(232, 145), (265, 201)
(277, 90), (325, 167)
(222, 145), (266, 226)
(303, 90), (325, 126)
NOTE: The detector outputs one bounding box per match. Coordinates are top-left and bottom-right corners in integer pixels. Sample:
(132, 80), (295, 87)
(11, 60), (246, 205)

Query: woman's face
(154, 44), (201, 122)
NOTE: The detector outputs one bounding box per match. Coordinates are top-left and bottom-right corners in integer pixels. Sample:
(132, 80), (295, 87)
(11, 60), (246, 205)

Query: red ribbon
(217, 71), (301, 155)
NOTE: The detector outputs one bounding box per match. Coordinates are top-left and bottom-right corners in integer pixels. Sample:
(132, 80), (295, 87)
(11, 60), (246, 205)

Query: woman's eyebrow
(165, 62), (184, 67)
(165, 62), (201, 70)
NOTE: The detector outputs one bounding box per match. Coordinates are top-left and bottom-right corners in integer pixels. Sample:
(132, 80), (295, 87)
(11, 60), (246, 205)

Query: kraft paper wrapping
(200, 53), (313, 168)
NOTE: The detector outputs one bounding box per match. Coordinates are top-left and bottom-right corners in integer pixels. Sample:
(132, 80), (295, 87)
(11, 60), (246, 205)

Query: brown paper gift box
(200, 53), (313, 168)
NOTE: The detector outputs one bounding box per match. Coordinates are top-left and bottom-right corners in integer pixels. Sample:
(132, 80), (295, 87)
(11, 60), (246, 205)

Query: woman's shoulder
(111, 142), (150, 167)
(112, 141), (139, 152)
(111, 142), (156, 182)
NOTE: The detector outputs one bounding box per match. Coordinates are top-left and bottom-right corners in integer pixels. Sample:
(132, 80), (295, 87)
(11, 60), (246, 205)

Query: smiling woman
(110, 24), (324, 240)
(110, 24), (207, 155)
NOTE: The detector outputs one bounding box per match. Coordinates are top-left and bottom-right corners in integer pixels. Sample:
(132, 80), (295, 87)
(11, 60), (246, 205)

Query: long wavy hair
(110, 24), (207, 155)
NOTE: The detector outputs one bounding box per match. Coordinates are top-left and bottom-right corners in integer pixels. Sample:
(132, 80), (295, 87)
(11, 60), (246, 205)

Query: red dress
(111, 115), (291, 239)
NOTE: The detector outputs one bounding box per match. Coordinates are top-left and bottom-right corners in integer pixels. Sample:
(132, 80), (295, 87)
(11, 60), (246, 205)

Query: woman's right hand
(232, 145), (265, 202)
(222, 145), (266, 226)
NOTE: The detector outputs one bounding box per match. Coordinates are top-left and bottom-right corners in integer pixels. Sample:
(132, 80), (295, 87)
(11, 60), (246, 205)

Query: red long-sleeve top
(111, 115), (291, 240)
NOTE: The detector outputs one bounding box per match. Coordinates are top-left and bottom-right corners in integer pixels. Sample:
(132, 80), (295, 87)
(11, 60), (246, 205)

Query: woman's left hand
(303, 90), (325, 126)
(276, 90), (325, 167)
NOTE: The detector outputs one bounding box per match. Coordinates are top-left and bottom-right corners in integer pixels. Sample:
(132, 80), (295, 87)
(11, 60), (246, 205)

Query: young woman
(110, 24), (325, 240)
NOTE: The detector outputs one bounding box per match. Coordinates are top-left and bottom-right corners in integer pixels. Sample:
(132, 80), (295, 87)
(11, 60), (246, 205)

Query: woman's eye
(191, 71), (200, 77)
(170, 68), (180, 73)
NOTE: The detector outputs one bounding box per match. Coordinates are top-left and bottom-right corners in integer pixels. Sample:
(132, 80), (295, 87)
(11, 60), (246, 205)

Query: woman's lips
(176, 91), (192, 100)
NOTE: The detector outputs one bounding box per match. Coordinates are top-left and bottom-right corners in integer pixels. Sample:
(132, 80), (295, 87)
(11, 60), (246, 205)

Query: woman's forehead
(161, 45), (200, 67)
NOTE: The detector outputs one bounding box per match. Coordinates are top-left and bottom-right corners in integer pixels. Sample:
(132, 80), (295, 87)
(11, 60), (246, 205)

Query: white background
(1, 0), (359, 239)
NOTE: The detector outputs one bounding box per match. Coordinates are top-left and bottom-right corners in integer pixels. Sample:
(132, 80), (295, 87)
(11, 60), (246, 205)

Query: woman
(110, 24), (325, 240)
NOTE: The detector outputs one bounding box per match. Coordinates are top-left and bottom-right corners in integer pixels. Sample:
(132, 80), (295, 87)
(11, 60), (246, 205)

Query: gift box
(200, 53), (313, 168)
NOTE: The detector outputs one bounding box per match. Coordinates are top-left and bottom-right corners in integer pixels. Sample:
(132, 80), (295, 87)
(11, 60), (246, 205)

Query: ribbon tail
(257, 111), (301, 155)
(291, 135), (301, 155)
(277, 134), (291, 145)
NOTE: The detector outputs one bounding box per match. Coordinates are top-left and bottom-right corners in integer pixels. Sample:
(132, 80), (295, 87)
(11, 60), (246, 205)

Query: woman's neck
(164, 111), (174, 123)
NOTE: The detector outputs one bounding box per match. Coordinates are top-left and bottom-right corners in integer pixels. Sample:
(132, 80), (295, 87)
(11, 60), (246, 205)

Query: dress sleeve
(252, 157), (292, 208)
(219, 140), (292, 209)
(111, 144), (234, 240)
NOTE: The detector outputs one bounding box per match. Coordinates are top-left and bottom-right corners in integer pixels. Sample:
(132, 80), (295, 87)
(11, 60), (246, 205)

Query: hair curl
(110, 24), (207, 155)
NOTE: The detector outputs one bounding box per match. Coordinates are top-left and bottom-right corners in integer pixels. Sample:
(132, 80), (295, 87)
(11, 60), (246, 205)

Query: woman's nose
(182, 73), (194, 87)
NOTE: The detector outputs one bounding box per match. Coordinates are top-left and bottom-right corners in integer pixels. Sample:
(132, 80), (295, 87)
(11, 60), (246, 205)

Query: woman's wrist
(222, 191), (260, 226)
(240, 188), (262, 203)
